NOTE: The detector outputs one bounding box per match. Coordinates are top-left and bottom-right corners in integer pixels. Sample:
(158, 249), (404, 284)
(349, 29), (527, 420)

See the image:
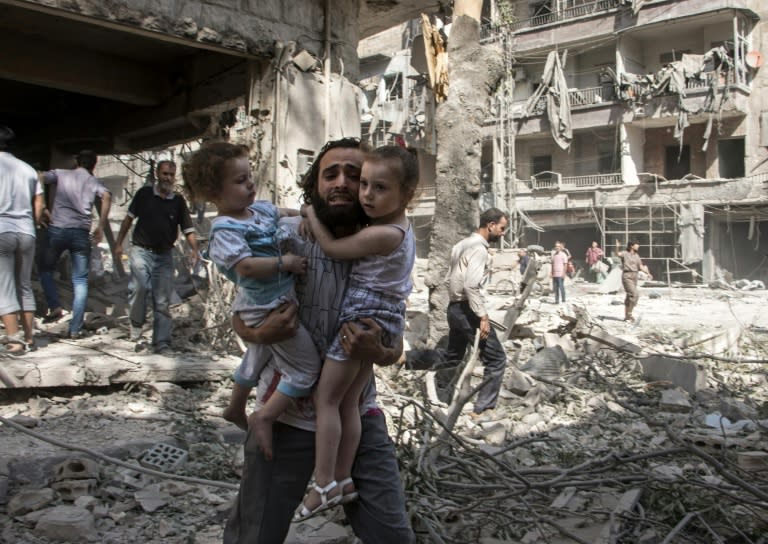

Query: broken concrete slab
(639, 356), (707, 395)
(736, 451), (768, 472)
(0, 344), (236, 388)
(520, 346), (568, 380)
(34, 505), (95, 542)
(659, 388), (693, 413)
(577, 327), (642, 354)
(678, 326), (742, 356)
(7, 488), (56, 517)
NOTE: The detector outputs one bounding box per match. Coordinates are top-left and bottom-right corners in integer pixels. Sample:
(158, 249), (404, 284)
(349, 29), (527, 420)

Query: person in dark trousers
(223, 138), (415, 544)
(114, 160), (198, 352)
(444, 208), (510, 420)
(39, 150), (111, 338)
(518, 248), (529, 294)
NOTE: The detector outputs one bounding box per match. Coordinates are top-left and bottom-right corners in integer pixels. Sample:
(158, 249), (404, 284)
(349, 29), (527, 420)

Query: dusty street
(1, 266), (767, 543)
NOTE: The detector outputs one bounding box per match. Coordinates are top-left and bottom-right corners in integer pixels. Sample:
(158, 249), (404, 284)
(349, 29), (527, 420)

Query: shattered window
(529, 0), (552, 18)
(383, 73), (403, 101)
(664, 145), (690, 180)
(532, 155), (553, 180)
(717, 138), (745, 179)
(659, 50), (692, 65)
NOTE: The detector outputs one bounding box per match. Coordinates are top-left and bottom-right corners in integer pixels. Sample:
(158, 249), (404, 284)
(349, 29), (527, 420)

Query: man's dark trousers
(445, 300), (508, 414)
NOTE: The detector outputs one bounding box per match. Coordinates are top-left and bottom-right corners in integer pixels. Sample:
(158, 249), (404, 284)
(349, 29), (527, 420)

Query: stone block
(52, 458), (101, 482)
(34, 505), (95, 543)
(659, 388), (692, 413)
(7, 487), (55, 517)
(640, 356), (707, 395)
(52, 478), (98, 501)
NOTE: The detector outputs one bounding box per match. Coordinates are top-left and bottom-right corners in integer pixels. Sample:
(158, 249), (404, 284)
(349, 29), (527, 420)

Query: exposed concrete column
(621, 123), (642, 185)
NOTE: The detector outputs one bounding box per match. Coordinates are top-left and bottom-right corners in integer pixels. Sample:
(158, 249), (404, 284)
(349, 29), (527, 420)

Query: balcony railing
(628, 70), (738, 100)
(508, 0), (622, 32)
(530, 171), (623, 190)
(518, 84), (617, 117)
(561, 173), (623, 188)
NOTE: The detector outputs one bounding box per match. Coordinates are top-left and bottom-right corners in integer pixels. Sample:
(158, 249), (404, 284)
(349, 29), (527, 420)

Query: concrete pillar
(621, 123), (643, 185)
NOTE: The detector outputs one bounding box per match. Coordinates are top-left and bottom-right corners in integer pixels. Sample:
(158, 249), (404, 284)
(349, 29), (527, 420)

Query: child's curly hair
(182, 141), (250, 205)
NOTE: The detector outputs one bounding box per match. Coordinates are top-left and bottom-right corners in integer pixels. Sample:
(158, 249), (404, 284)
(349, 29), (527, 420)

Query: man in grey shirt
(445, 207), (510, 419)
(39, 150), (111, 338)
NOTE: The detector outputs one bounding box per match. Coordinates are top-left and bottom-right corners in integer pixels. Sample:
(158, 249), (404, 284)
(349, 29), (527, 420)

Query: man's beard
(157, 181), (173, 195)
(313, 191), (367, 231)
(488, 233), (501, 244)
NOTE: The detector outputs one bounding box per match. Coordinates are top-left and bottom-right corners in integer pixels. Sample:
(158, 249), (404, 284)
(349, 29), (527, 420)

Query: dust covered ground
(1, 260), (767, 543)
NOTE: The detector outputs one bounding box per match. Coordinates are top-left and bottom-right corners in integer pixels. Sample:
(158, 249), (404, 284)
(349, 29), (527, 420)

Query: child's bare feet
(247, 411), (275, 461)
(222, 406), (248, 430)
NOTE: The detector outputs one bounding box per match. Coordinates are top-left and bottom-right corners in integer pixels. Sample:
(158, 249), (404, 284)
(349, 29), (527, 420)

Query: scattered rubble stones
(1, 266), (767, 542)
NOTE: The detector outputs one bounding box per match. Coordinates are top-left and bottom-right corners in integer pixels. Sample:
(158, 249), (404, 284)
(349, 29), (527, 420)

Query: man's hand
(282, 253), (307, 275)
(39, 209), (52, 228)
(91, 226), (104, 245)
(233, 302), (299, 344)
(479, 316), (491, 340)
(187, 249), (200, 269)
(340, 318), (402, 366)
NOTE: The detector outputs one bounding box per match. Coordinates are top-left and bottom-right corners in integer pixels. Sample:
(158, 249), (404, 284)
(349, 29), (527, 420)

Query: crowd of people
(1, 125), (655, 541)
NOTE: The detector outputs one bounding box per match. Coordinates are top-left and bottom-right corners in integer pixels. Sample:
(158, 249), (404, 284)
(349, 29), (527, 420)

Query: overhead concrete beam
(0, 34), (167, 106)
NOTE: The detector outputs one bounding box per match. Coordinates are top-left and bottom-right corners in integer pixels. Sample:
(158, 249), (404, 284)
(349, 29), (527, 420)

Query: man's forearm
(99, 194), (112, 227)
(185, 232), (199, 254)
(115, 216), (133, 248)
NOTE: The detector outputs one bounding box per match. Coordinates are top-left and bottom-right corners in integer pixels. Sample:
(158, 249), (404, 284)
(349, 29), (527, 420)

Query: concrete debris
(0, 263), (766, 542)
(639, 356), (707, 395)
(34, 505), (95, 542)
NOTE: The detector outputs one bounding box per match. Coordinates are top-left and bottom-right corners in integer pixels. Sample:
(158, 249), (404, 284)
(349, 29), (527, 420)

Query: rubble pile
(1, 268), (767, 543)
(386, 294), (768, 543)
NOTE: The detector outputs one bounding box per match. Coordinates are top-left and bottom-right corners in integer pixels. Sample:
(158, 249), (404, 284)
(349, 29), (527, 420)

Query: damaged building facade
(493, 0), (768, 285)
(359, 0), (768, 283)
(0, 0), (440, 207)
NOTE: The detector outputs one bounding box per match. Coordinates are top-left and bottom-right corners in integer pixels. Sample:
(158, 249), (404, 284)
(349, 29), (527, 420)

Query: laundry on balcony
(522, 50), (573, 150)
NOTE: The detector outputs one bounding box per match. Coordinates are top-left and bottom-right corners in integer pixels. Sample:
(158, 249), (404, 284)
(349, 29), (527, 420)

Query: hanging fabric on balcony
(523, 50), (572, 150)
(677, 203), (704, 265)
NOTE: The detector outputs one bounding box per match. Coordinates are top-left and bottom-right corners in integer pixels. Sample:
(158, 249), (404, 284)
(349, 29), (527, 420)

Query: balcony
(516, 85), (617, 118)
(507, 0), (622, 33)
(530, 171), (623, 191)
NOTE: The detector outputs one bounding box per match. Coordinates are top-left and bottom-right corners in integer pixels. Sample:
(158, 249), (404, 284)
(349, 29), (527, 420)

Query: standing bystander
(550, 241), (569, 304)
(444, 208), (510, 419)
(615, 240), (652, 322)
(39, 150), (111, 338)
(0, 126), (44, 354)
(585, 241), (605, 283)
(114, 160), (198, 352)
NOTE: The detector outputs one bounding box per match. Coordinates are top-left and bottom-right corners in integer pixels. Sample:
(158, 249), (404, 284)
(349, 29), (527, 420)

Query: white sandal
(293, 480), (341, 522)
(338, 477), (359, 504)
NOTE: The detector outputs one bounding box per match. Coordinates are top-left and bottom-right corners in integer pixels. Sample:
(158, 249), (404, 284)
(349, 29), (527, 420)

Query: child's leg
(247, 390), (293, 462)
(304, 358), (361, 511)
(335, 361), (373, 497)
(223, 382), (251, 430)
(223, 344), (267, 430)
